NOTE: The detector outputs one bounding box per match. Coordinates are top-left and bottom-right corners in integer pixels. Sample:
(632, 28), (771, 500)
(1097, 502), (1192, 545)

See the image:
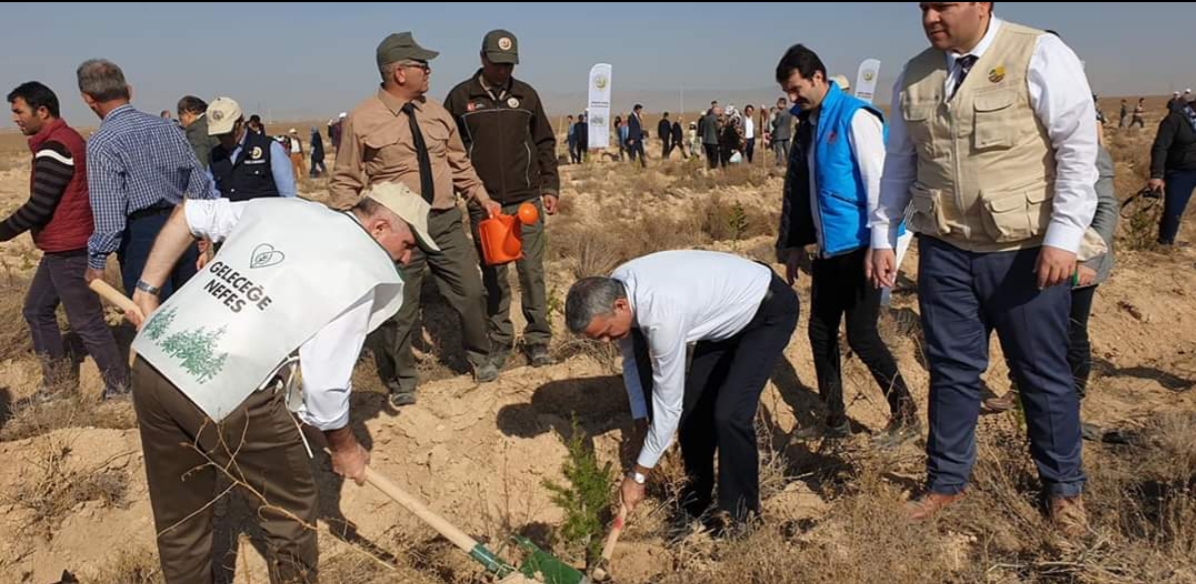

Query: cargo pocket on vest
(972, 90), (1016, 151)
(909, 183), (950, 236)
(903, 104), (936, 157)
(981, 183), (1050, 243)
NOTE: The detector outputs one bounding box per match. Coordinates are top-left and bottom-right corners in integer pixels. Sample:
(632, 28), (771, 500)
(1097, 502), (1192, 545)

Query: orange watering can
(478, 202), (539, 266)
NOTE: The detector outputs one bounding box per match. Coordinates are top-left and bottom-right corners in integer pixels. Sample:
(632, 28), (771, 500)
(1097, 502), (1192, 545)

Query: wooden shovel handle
(89, 279), (142, 318)
(599, 505), (627, 563)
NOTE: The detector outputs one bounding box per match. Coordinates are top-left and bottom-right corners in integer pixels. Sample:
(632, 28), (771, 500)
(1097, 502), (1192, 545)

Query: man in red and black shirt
(3, 81), (128, 399)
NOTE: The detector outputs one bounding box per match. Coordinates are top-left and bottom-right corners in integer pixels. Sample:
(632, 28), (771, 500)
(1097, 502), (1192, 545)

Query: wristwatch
(628, 471), (647, 485)
(135, 280), (162, 296)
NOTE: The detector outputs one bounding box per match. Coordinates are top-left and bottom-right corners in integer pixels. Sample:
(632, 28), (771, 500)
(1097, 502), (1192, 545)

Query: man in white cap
(125, 181), (432, 583)
(331, 112), (346, 154)
(206, 97), (296, 201)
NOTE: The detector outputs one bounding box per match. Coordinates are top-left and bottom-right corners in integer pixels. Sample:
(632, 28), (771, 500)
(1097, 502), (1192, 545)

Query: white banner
(587, 63), (612, 150)
(854, 58), (881, 104)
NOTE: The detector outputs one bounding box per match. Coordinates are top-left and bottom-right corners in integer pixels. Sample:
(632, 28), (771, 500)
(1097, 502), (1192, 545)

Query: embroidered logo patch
(507, 97), (520, 109)
(250, 146), (263, 160)
(988, 65), (1006, 83)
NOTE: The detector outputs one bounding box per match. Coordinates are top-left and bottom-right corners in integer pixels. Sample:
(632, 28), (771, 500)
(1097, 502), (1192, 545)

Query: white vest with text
(132, 199), (404, 421)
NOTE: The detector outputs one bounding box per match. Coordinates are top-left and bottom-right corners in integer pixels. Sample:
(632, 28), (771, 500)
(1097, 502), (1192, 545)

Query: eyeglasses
(400, 61), (430, 73)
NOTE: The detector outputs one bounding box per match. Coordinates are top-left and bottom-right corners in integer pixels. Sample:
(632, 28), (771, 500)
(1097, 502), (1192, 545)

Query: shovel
(589, 505), (627, 582)
(364, 465), (591, 584)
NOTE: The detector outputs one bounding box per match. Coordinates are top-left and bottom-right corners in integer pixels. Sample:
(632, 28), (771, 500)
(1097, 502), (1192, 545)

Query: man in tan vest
(867, 3), (1097, 535)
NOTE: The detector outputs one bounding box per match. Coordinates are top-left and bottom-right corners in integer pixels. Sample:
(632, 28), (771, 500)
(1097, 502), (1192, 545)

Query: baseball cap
(362, 182), (440, 252)
(376, 32), (439, 68)
(206, 97), (242, 136)
(830, 74), (851, 92)
(482, 29), (519, 65)
(289, 128), (297, 134)
(338, 112), (347, 118)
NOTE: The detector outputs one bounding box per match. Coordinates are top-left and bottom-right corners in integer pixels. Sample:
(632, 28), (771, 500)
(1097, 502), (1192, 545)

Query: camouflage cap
(482, 29), (519, 65)
(376, 32), (439, 68)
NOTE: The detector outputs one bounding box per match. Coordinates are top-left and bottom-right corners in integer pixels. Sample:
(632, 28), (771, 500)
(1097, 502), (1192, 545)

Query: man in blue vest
(774, 44), (917, 445)
(206, 97), (296, 202)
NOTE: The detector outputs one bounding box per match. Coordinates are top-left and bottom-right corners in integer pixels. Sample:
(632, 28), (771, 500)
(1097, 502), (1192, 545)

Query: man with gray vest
(125, 182), (431, 584)
(867, 2), (1097, 535)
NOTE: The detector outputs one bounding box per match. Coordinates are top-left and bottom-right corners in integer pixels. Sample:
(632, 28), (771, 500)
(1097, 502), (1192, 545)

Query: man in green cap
(444, 29), (560, 368)
(332, 32), (503, 406)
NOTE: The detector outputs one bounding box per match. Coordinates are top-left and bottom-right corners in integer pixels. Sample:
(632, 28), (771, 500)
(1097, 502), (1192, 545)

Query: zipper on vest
(948, 98), (969, 243)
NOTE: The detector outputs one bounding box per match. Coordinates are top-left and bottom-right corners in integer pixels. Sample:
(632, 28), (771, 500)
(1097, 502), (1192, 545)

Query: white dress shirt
(872, 18), (1098, 253)
(744, 117), (755, 140)
(185, 198), (376, 431)
(805, 108), (886, 254)
(613, 251), (771, 469)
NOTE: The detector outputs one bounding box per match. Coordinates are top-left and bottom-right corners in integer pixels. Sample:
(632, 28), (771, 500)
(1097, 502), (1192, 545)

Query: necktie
(401, 101), (434, 204)
(952, 55), (978, 99)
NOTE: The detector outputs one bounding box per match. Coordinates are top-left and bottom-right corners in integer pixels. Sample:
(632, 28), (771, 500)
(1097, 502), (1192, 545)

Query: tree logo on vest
(250, 243), (285, 269)
(988, 66), (1006, 83)
(250, 146), (264, 160)
(507, 97), (520, 109)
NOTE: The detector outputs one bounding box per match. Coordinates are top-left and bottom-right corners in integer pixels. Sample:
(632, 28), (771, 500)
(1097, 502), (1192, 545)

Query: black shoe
(528, 345), (555, 367)
(792, 417), (850, 442)
(389, 391), (416, 408)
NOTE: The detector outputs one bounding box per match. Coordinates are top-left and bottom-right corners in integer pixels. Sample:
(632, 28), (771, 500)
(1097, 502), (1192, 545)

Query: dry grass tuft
(4, 435), (132, 540)
(89, 547), (164, 584)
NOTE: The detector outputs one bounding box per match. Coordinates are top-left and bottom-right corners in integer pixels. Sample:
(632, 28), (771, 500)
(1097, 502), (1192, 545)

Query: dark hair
(6, 81), (60, 118)
(568, 114), (574, 119)
(177, 95), (207, 115)
(249, 114), (262, 123)
(76, 59), (130, 102)
(662, 111), (669, 118)
(775, 43), (826, 85)
(634, 104), (643, 112)
(745, 104), (755, 113)
(711, 100), (718, 106)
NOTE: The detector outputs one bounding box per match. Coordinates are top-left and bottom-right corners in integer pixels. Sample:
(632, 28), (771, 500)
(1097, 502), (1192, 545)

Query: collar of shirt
(474, 71), (519, 102)
(376, 87), (426, 117)
(101, 103), (136, 124)
(945, 17), (1003, 70)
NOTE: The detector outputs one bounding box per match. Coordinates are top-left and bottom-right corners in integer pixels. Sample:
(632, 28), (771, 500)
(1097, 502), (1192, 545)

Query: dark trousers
(744, 138), (755, 164)
(808, 249), (913, 424)
(309, 156), (327, 178)
(661, 139), (671, 160)
(568, 140), (580, 164)
(118, 206), (199, 301)
(704, 144), (721, 169)
(373, 206), (490, 392)
(630, 141), (646, 167)
(24, 249), (128, 392)
(633, 274), (799, 520)
(1159, 169), (1196, 244)
(468, 199), (551, 351)
(1068, 285), (1096, 399)
(132, 358), (318, 584)
(918, 237), (1084, 497)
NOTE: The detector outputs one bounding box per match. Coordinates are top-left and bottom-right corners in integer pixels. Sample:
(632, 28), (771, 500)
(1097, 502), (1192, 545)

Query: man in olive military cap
(332, 32), (502, 406)
(445, 29), (560, 369)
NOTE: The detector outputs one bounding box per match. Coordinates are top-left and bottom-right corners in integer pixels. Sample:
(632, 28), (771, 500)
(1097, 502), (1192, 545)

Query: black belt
(128, 203), (175, 221)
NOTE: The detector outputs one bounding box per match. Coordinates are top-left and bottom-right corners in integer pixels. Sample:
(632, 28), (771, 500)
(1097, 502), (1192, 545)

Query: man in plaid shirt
(77, 59), (216, 299)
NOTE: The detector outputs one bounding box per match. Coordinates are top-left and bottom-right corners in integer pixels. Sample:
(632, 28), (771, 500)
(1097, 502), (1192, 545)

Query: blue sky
(2, 2), (1193, 124)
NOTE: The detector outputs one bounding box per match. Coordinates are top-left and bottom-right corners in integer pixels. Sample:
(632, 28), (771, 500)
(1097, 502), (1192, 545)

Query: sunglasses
(400, 61), (431, 72)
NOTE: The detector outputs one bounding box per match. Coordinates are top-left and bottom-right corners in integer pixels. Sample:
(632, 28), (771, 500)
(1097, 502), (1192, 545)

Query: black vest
(210, 131), (281, 202)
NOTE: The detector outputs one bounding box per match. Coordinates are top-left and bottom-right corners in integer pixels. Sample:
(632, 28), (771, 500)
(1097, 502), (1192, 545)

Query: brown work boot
(906, 491), (966, 521)
(1049, 495), (1088, 538)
